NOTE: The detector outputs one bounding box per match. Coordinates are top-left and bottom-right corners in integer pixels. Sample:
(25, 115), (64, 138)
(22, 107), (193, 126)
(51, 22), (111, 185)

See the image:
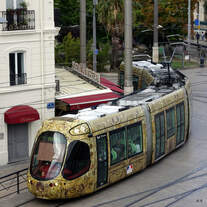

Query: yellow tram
(27, 67), (191, 199)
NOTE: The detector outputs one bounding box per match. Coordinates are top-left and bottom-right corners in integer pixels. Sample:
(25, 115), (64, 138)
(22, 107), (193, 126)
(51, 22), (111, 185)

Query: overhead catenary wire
(0, 85), (108, 113)
(0, 79), (93, 90)
(0, 72), (55, 86)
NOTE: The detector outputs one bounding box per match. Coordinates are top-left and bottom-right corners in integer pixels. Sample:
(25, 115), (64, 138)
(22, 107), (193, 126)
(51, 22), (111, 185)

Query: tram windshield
(30, 131), (67, 180)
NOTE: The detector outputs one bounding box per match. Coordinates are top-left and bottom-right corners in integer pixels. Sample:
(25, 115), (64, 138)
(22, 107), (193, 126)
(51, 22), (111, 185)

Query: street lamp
(187, 0), (191, 54)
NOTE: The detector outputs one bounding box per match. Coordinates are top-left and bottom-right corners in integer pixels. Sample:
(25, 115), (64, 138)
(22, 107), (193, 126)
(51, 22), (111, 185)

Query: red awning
(100, 77), (124, 94)
(4, 105), (40, 124)
(61, 92), (120, 111)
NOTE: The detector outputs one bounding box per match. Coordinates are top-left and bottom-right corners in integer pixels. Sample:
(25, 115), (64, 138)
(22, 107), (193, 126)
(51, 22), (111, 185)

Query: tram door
(96, 133), (108, 187)
(155, 112), (165, 160)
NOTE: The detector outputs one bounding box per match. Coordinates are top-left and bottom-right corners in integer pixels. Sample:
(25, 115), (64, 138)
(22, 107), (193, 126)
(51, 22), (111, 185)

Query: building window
(127, 122), (143, 158)
(4, 0), (35, 31)
(176, 102), (185, 145)
(7, 0), (24, 9)
(166, 107), (175, 138)
(110, 127), (127, 165)
(9, 52), (27, 86)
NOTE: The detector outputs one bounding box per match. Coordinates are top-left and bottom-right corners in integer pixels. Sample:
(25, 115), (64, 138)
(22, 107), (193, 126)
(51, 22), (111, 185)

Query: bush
(63, 32), (80, 65)
(55, 33), (111, 71)
(55, 32), (80, 66)
(97, 42), (111, 72)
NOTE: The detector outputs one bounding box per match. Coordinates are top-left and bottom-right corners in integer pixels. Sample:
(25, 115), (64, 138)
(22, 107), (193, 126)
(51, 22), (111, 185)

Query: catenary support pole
(188, 0), (191, 54)
(124, 0), (133, 95)
(152, 0), (159, 63)
(93, 0), (98, 72)
(80, 0), (86, 69)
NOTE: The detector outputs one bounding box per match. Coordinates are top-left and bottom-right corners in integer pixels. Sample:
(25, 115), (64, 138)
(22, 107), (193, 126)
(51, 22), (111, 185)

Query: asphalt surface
(1, 67), (207, 207)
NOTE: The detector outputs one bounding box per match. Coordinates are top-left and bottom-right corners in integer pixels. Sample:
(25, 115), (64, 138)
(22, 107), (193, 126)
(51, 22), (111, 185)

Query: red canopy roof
(61, 92), (120, 111)
(100, 77), (124, 94)
(4, 105), (40, 124)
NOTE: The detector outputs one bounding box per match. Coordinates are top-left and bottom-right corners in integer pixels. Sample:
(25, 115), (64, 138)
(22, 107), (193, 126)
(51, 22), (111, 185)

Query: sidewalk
(0, 160), (32, 207)
(0, 160), (30, 177)
(1, 191), (34, 207)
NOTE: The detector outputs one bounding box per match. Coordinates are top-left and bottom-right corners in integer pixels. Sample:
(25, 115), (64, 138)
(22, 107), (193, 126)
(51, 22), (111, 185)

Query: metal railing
(0, 10), (35, 31)
(0, 168), (28, 199)
(10, 73), (27, 86)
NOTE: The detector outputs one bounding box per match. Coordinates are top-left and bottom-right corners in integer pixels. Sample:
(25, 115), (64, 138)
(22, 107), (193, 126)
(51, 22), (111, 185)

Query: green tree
(55, 33), (94, 67)
(55, 0), (199, 68)
(97, 0), (124, 71)
(135, 0), (199, 35)
(54, 0), (80, 26)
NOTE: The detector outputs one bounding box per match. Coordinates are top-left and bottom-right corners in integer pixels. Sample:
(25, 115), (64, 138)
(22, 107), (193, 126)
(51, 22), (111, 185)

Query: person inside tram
(113, 139), (125, 161)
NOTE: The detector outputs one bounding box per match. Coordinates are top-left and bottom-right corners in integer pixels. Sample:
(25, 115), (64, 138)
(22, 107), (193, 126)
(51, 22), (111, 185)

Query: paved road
(2, 67), (207, 207)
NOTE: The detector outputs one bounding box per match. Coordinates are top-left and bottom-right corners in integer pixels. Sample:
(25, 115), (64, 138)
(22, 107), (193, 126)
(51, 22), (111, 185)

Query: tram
(27, 65), (191, 199)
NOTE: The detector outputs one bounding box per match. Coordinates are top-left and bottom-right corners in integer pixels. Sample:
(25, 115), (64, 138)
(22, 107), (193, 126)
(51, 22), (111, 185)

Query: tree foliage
(54, 0), (200, 69)
(97, 0), (124, 37)
(54, 0), (80, 26)
(135, 0), (199, 35)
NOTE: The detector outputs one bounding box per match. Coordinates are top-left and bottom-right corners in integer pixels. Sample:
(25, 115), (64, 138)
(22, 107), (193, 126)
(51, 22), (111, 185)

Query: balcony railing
(10, 73), (27, 86)
(1, 9), (35, 31)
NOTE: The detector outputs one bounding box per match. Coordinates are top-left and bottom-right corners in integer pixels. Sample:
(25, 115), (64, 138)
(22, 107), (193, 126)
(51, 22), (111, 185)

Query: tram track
(12, 69), (206, 207)
(91, 162), (207, 207)
(13, 148), (207, 207)
(191, 81), (207, 86)
(14, 198), (68, 207)
(15, 198), (36, 207)
(16, 162), (206, 207)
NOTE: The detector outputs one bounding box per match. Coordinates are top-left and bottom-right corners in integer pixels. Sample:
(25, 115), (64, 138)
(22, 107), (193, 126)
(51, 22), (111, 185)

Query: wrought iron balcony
(10, 73), (27, 86)
(1, 9), (35, 31)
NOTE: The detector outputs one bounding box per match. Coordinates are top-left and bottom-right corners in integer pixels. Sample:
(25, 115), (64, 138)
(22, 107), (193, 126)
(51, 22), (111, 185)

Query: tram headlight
(70, 123), (90, 136)
(28, 179), (33, 185)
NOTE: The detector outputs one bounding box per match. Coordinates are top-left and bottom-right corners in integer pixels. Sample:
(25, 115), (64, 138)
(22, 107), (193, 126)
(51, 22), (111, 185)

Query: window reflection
(30, 131), (66, 180)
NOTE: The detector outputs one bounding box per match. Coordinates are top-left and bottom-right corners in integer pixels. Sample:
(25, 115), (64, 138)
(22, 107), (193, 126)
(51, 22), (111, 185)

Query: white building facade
(0, 0), (58, 165)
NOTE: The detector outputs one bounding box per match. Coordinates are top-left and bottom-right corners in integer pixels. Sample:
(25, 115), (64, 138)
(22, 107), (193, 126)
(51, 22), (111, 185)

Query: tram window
(155, 112), (165, 158)
(127, 122), (143, 158)
(30, 131), (67, 180)
(141, 79), (147, 90)
(176, 102), (185, 144)
(119, 71), (124, 89)
(62, 141), (90, 180)
(133, 76), (139, 91)
(166, 107), (175, 138)
(110, 128), (127, 165)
